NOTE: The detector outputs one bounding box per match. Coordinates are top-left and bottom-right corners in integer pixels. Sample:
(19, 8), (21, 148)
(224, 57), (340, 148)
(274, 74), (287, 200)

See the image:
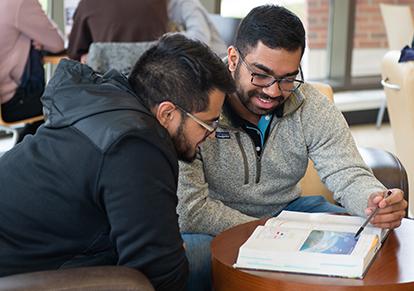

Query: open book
(234, 211), (389, 279)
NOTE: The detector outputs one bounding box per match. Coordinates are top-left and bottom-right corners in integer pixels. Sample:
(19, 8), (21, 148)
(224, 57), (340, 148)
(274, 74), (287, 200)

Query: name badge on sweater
(215, 131), (231, 139)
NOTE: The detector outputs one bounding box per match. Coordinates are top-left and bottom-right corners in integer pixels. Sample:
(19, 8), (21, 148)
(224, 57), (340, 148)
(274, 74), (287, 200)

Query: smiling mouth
(257, 95), (284, 104)
(258, 95), (273, 103)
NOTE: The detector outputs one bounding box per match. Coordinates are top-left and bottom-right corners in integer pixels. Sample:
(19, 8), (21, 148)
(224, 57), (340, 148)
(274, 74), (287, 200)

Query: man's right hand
(366, 189), (407, 229)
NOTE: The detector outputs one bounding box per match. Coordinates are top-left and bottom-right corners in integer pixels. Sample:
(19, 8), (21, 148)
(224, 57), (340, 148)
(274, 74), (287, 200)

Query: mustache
(247, 90), (284, 103)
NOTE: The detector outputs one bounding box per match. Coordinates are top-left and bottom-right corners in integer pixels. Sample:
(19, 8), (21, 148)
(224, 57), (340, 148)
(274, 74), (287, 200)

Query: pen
(354, 190), (392, 239)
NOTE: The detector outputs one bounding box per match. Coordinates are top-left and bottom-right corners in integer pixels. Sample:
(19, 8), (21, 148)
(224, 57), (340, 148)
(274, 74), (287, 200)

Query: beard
(234, 64), (286, 116)
(171, 120), (198, 163)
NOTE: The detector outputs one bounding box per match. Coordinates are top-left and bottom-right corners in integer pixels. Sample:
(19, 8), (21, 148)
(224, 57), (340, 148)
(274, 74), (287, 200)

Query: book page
(265, 211), (385, 239)
(247, 225), (310, 252)
(248, 225), (373, 256)
(269, 211), (366, 226)
(299, 230), (357, 255)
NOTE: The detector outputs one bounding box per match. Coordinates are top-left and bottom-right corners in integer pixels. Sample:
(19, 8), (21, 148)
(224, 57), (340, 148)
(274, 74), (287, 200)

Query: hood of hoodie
(41, 59), (151, 128)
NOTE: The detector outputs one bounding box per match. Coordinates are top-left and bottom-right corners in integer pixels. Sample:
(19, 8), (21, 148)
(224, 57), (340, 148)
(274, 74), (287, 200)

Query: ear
(155, 101), (176, 128)
(228, 46), (239, 72)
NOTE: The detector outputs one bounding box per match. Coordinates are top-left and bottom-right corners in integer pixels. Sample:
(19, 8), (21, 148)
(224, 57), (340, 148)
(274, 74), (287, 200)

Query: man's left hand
(366, 188), (407, 229)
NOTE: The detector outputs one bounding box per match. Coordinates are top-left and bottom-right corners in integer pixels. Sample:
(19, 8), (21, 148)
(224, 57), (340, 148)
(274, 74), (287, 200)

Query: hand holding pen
(355, 190), (392, 238)
(355, 189), (407, 238)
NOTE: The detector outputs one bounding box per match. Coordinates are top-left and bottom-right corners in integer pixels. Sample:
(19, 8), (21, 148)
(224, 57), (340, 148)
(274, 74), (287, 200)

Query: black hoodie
(0, 60), (188, 291)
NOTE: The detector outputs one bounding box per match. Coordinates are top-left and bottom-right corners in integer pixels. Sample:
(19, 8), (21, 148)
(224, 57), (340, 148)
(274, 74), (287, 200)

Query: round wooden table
(211, 218), (414, 291)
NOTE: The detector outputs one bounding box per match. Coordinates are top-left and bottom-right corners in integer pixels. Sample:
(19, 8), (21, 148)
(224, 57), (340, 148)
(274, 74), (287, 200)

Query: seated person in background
(0, 0), (64, 125)
(0, 34), (235, 291)
(168, 0), (227, 57)
(67, 0), (169, 62)
(177, 5), (407, 291)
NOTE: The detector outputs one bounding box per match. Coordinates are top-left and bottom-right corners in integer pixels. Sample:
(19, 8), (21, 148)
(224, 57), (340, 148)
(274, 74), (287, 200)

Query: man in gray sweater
(177, 5), (407, 291)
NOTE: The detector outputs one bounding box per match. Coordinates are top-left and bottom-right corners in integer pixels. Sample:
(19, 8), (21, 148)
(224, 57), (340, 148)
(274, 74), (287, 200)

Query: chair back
(300, 82), (335, 201)
(87, 42), (156, 75)
(0, 108), (43, 148)
(0, 266), (155, 291)
(380, 4), (414, 50)
(0, 113), (43, 127)
(381, 50), (414, 214)
(208, 14), (241, 47)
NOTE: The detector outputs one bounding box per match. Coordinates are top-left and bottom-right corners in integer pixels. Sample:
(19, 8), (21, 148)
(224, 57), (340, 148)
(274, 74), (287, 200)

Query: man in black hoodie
(0, 34), (235, 291)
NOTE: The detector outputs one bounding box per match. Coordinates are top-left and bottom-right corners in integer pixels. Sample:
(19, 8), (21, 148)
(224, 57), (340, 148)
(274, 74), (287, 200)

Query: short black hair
(235, 5), (306, 56)
(128, 33), (235, 113)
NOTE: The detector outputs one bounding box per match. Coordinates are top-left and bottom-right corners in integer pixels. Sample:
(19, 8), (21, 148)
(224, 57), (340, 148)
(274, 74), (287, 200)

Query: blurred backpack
(20, 44), (45, 99)
(2, 44), (46, 122)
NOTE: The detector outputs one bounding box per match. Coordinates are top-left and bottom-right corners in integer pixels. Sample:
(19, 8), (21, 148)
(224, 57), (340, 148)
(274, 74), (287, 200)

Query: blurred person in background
(168, 0), (227, 57)
(67, 0), (168, 62)
(0, 0), (64, 139)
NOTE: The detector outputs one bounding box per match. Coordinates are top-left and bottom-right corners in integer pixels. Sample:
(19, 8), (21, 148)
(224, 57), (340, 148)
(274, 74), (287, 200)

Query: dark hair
(128, 33), (235, 113)
(235, 5), (306, 56)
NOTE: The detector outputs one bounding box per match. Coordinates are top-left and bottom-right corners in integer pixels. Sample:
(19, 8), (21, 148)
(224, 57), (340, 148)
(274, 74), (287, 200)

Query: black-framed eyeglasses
(175, 104), (219, 133)
(236, 48), (304, 93)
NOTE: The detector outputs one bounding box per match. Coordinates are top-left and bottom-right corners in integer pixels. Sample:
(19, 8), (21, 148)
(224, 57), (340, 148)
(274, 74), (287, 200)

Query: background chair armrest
(0, 266), (155, 291)
(301, 146), (409, 211)
(359, 146), (409, 204)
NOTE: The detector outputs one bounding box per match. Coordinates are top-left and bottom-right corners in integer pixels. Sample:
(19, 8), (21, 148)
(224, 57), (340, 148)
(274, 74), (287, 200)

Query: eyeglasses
(175, 104), (219, 133)
(236, 48), (304, 93)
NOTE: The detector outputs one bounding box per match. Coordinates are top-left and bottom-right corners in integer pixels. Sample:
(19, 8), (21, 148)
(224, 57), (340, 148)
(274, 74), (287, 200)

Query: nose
(262, 81), (281, 97)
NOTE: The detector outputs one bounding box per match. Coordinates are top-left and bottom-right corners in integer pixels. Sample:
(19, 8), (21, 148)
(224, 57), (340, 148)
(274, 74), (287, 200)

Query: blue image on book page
(299, 230), (357, 255)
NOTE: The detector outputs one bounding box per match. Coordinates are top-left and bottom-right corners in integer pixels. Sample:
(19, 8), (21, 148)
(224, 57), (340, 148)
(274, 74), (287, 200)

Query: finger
(377, 200), (407, 215)
(372, 219), (402, 229)
(371, 214), (404, 229)
(365, 201), (393, 216)
(365, 202), (405, 219)
(371, 194), (383, 205)
(371, 209), (406, 225)
(380, 190), (404, 208)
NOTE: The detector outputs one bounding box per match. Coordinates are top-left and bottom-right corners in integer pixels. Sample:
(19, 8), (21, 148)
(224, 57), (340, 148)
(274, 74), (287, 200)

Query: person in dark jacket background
(0, 33), (235, 291)
(67, 0), (169, 62)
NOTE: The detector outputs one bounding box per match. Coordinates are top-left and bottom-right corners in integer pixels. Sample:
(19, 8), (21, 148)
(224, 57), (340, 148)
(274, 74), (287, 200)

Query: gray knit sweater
(177, 83), (385, 235)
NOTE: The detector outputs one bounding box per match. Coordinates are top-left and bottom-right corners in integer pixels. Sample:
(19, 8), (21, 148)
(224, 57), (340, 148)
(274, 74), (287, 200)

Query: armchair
(376, 3), (413, 128)
(300, 83), (409, 208)
(0, 266), (154, 291)
(381, 50), (414, 216)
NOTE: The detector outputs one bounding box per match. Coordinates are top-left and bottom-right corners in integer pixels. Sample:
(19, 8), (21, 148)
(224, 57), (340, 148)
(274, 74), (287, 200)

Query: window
(39, 0), (48, 11)
(220, 0), (305, 20)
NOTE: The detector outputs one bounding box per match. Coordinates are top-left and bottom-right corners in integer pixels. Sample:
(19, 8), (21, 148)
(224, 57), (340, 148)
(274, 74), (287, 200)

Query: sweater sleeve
(99, 136), (188, 291)
(301, 85), (386, 216)
(16, 0), (64, 53)
(177, 156), (257, 236)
